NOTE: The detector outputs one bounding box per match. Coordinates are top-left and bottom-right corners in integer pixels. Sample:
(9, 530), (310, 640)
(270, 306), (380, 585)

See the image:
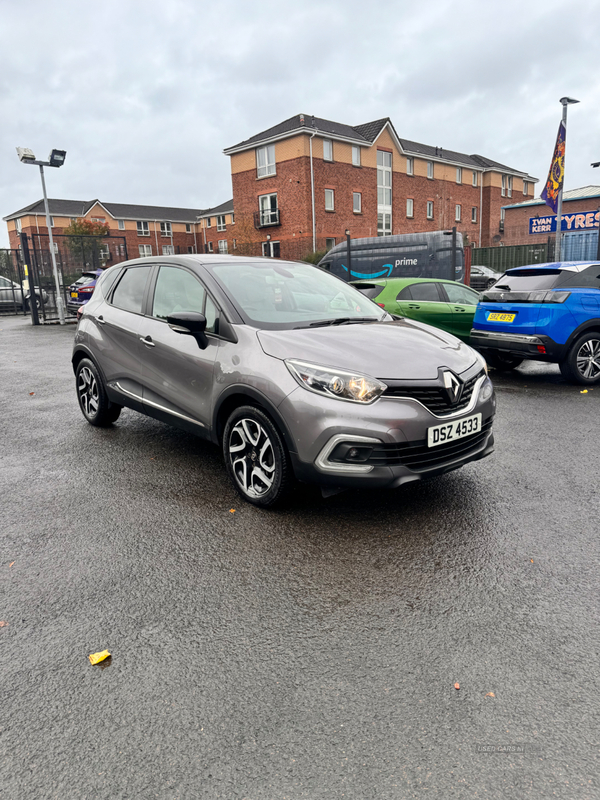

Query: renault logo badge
(443, 371), (463, 404)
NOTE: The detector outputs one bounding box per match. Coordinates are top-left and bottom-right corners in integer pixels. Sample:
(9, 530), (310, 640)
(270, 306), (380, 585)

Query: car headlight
(285, 359), (387, 404)
(474, 350), (488, 375)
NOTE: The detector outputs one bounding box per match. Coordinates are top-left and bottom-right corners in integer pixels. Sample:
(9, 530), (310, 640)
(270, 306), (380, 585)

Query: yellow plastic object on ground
(88, 650), (111, 665)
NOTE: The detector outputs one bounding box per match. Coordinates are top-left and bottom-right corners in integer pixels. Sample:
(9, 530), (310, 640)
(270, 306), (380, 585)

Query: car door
(439, 281), (480, 340)
(137, 264), (218, 433)
(469, 267), (484, 291)
(93, 264), (153, 410)
(396, 281), (453, 332)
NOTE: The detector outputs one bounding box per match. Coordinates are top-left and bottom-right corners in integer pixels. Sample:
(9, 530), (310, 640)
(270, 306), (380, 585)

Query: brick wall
(503, 196), (600, 246)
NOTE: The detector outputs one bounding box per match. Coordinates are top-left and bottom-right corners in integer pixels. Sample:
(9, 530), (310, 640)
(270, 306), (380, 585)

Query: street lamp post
(16, 147), (67, 324)
(554, 98), (579, 263)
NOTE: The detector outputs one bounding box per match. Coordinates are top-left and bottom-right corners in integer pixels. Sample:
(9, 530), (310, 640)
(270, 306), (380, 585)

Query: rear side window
(561, 267), (600, 289)
(443, 283), (480, 304)
(406, 282), (442, 301)
(353, 283), (383, 299)
(495, 269), (564, 291)
(111, 266), (152, 313)
(397, 286), (413, 300)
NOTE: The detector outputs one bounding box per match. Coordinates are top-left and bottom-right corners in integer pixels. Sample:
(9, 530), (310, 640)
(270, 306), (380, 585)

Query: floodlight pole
(38, 163), (65, 324)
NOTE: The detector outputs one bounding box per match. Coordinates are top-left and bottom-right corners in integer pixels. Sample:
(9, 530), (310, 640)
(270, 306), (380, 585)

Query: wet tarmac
(1, 314), (599, 799)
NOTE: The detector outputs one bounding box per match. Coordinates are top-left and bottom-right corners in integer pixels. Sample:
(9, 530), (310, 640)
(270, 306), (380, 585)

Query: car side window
(204, 295), (219, 333)
(563, 267), (600, 289)
(444, 283), (480, 304)
(407, 283), (441, 302)
(111, 266), (152, 314)
(397, 286), (413, 301)
(152, 266), (206, 320)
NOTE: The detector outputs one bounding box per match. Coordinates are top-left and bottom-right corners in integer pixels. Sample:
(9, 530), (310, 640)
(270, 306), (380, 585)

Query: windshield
(210, 261), (388, 329)
(492, 269), (567, 291)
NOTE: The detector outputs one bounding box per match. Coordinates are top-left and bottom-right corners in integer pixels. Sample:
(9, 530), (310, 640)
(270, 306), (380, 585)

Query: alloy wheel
(576, 338), (600, 380)
(77, 366), (99, 418)
(228, 418), (276, 498)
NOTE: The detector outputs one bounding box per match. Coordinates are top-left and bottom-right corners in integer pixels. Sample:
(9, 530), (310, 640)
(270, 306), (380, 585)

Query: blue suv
(471, 261), (600, 384)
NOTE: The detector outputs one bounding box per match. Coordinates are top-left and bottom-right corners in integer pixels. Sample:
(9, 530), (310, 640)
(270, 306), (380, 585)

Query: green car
(351, 278), (480, 342)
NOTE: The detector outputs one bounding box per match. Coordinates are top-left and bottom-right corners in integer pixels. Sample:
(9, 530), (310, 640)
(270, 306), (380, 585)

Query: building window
(162, 245), (174, 255)
(91, 217), (105, 223)
(523, 181), (529, 196)
(455, 204), (462, 222)
(50, 217), (55, 227)
(233, 239), (237, 250)
(507, 176), (513, 198)
(185, 223), (192, 233)
(325, 238), (335, 251)
(353, 192), (361, 213)
(407, 157), (414, 176)
(256, 144), (276, 178)
(377, 213), (391, 237)
(207, 242), (213, 253)
(352, 146), (361, 166)
(472, 171), (478, 187)
(456, 167), (462, 184)
(323, 139), (333, 161)
(259, 193), (278, 225)
(325, 189), (335, 211)
(406, 198), (414, 218)
(118, 220), (125, 230)
(187, 246), (194, 253)
(139, 244), (152, 256)
(160, 221), (172, 237)
(137, 221), (150, 236)
(217, 215), (226, 231)
(262, 241), (280, 258)
(230, 213), (235, 224)
(471, 207), (477, 223)
(427, 161), (434, 179)
(218, 240), (228, 254)
(206, 217), (212, 228)
(15, 218), (22, 233)
(426, 201), (434, 220)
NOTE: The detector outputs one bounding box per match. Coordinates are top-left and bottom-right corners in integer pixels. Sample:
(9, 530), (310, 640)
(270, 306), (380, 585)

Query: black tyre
(559, 332), (600, 385)
(485, 352), (523, 371)
(76, 358), (122, 426)
(223, 405), (293, 508)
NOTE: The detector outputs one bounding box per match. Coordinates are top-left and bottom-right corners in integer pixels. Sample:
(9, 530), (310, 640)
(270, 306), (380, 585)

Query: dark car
(0, 274), (48, 312)
(471, 261), (600, 383)
(469, 265), (501, 292)
(73, 255), (495, 507)
(66, 269), (103, 316)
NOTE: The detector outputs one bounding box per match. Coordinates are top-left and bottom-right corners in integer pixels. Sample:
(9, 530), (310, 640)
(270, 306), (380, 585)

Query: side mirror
(167, 311), (208, 349)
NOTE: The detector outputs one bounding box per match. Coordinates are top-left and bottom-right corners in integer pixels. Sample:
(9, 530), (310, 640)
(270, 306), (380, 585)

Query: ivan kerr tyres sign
(530, 211), (600, 234)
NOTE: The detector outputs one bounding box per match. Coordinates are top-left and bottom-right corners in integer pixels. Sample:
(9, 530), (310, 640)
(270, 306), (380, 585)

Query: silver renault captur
(72, 255), (495, 507)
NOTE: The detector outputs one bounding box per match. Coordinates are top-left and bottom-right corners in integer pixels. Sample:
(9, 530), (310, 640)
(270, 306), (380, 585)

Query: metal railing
(254, 209), (281, 228)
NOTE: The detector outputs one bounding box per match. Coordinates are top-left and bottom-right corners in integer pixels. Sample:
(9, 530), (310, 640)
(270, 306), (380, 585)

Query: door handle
(97, 315), (106, 324)
(407, 303), (421, 309)
(453, 307), (466, 312)
(140, 336), (155, 347)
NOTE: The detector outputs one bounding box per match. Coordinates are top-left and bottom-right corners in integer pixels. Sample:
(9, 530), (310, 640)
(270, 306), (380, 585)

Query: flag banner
(541, 121), (566, 213)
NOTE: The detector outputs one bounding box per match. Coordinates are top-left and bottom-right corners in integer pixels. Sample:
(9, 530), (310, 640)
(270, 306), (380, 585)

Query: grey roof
(198, 199), (234, 218)
(224, 113), (537, 179)
(3, 198), (225, 223)
(503, 185), (600, 210)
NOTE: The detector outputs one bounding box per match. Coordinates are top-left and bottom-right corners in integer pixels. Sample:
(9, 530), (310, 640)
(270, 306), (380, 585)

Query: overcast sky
(2, 0), (600, 247)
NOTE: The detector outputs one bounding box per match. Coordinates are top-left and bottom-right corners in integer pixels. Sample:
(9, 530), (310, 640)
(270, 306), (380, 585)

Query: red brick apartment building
(3, 198), (235, 263)
(223, 114), (538, 259)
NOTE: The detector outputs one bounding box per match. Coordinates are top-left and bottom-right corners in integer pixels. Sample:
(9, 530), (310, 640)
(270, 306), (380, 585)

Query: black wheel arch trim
(213, 384), (297, 454)
(564, 318), (600, 352)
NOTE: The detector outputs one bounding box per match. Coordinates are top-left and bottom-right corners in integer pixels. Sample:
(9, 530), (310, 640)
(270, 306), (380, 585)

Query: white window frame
(162, 244), (174, 255)
(472, 171), (478, 187)
(427, 161), (434, 179)
(352, 146), (361, 167)
(456, 167), (462, 184)
(353, 192), (361, 213)
(230, 213), (235, 225)
(207, 241), (213, 252)
(325, 238), (335, 251)
(324, 189), (334, 211)
(256, 144), (276, 178)
(455, 204), (462, 222)
(50, 216), (55, 227)
(160, 221), (172, 237)
(218, 239), (228, 254)
(206, 217), (211, 228)
(471, 207), (477, 223)
(139, 244), (152, 257)
(406, 198), (414, 218)
(426, 201), (434, 220)
(259, 193), (278, 225)
(501, 175), (506, 197)
(407, 157), (414, 176)
(523, 181), (529, 196)
(323, 139), (333, 162)
(118, 220), (125, 230)
(185, 223), (192, 233)
(137, 221), (150, 236)
(217, 215), (226, 231)
(507, 176), (513, 198)
(15, 218), (22, 233)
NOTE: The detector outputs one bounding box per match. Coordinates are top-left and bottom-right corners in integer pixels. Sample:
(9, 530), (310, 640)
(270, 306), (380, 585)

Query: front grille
(361, 418), (493, 472)
(382, 371), (483, 416)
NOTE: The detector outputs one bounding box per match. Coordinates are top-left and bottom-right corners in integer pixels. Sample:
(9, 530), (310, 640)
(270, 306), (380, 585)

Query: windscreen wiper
(308, 316), (380, 328)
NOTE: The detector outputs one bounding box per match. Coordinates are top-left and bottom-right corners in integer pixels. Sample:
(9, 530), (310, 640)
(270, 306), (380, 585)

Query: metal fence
(471, 240), (556, 272)
(0, 249), (28, 317)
